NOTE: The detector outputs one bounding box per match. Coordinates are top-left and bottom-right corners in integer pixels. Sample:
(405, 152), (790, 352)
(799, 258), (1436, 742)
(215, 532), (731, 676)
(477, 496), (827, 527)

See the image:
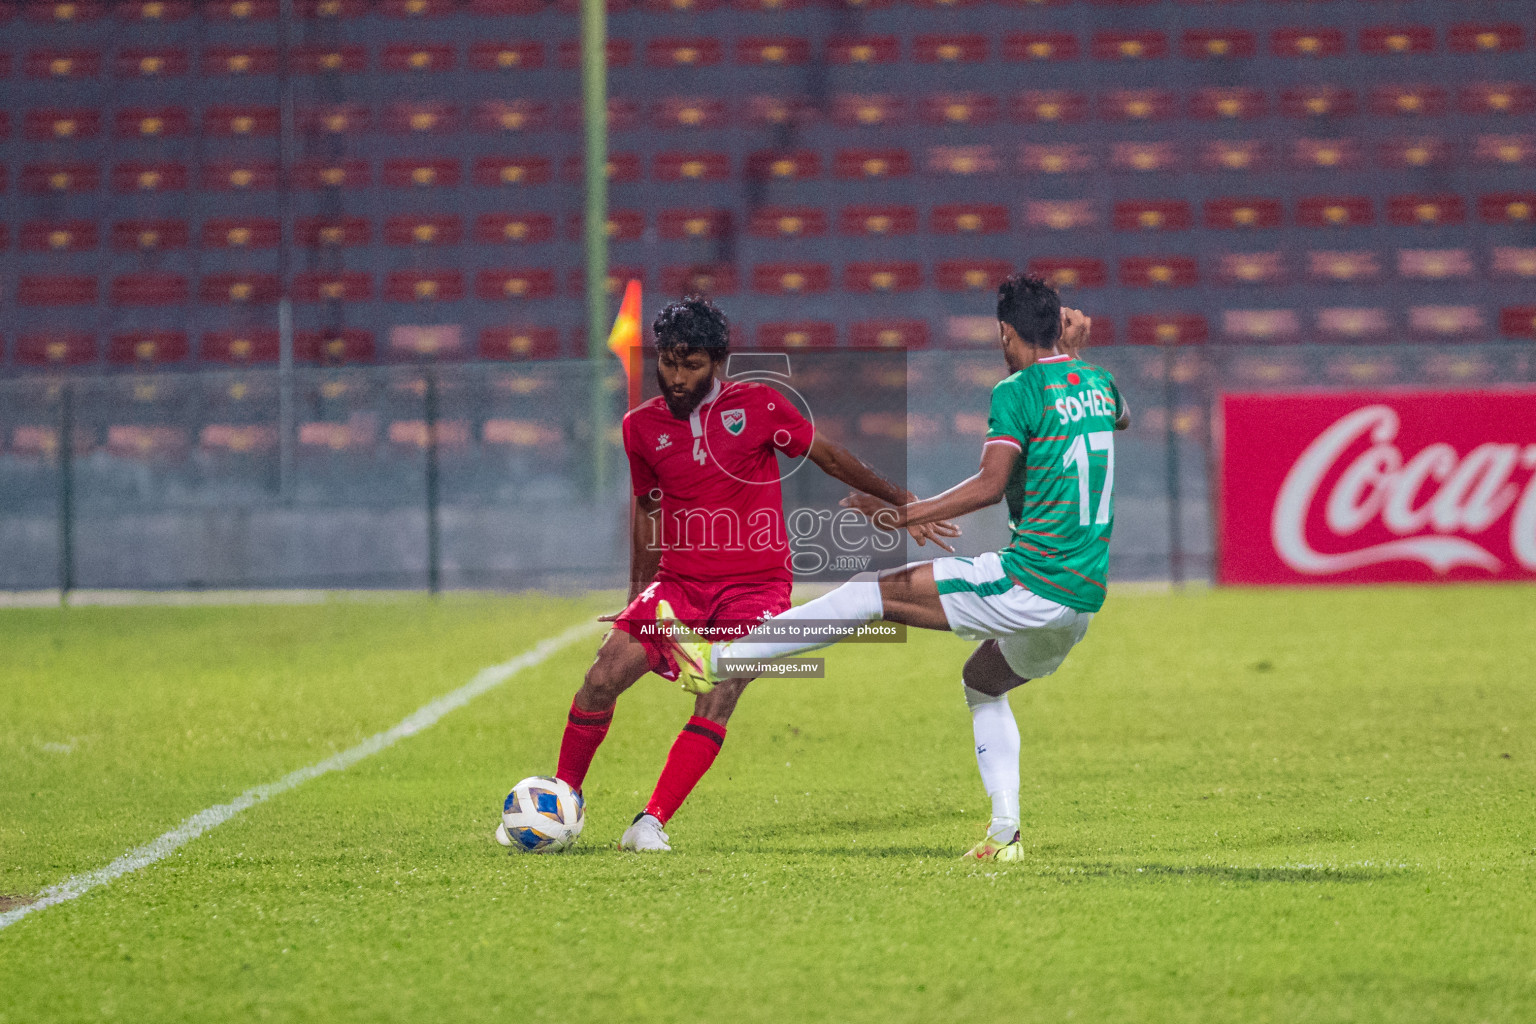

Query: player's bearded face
(657, 349), (717, 417)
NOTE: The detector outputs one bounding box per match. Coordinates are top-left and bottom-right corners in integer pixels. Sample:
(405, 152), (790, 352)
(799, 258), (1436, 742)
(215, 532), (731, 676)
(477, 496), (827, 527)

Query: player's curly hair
(653, 296), (731, 360)
(996, 274), (1062, 349)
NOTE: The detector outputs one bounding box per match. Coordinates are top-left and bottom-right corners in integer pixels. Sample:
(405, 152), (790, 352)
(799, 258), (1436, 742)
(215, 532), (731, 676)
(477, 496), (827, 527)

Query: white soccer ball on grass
(495, 776), (585, 853)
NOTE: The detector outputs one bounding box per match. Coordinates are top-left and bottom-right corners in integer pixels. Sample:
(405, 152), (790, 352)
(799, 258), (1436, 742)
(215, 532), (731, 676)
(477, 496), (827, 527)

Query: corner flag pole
(607, 279), (644, 410)
(581, 0), (610, 495)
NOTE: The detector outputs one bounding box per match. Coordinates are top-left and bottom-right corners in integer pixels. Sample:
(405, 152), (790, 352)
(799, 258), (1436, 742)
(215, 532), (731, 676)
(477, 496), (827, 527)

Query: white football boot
(618, 812), (671, 852)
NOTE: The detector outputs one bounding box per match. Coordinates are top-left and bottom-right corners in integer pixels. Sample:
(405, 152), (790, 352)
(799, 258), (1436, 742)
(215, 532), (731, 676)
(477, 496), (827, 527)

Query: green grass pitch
(1, 586), (1532, 1023)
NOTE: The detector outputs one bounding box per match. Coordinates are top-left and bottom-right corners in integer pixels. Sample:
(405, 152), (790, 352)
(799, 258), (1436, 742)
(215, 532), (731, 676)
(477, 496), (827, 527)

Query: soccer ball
(495, 776), (584, 853)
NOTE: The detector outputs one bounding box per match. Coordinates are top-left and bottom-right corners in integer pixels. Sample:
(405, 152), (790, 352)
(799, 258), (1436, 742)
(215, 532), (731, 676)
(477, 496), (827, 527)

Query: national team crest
(721, 409), (746, 436)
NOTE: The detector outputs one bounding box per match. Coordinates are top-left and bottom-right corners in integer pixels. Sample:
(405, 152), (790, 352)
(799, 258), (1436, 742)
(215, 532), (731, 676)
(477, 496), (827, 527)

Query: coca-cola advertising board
(1219, 389), (1536, 585)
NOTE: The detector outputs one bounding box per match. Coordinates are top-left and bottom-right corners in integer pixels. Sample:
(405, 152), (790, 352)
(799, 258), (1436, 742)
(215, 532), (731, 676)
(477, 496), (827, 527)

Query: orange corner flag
(606, 278), (643, 381)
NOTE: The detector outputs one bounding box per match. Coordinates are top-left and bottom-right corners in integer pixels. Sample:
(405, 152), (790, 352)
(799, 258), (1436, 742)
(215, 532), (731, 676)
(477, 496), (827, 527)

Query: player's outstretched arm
(598, 492), (663, 622)
(843, 441), (1019, 531)
(805, 435), (960, 551)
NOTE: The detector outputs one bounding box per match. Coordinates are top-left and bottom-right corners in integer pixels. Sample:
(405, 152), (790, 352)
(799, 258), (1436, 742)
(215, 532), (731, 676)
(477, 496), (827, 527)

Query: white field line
(0, 620), (600, 933)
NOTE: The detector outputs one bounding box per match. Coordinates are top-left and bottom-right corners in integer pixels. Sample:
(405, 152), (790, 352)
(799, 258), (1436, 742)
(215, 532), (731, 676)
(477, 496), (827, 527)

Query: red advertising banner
(1219, 389), (1536, 585)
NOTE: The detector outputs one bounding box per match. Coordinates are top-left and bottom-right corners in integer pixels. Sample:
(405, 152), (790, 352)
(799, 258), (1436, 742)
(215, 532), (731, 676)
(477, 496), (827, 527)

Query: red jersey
(623, 378), (815, 584)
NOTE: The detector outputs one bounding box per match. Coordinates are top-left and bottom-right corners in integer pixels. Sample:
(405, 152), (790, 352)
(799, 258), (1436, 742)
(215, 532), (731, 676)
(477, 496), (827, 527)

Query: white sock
(964, 683), (1020, 839)
(712, 576), (884, 671)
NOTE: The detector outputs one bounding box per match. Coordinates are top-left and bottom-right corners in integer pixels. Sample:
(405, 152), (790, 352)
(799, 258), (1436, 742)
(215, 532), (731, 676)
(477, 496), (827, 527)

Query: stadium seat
(382, 0), (456, 18)
(1126, 314), (1208, 346)
(1111, 142), (1179, 173)
(850, 320), (928, 350)
(1316, 308), (1389, 342)
(756, 322), (836, 349)
(654, 151), (731, 183)
(296, 216), (372, 247)
(27, 0), (106, 20)
(567, 210), (646, 242)
(382, 271), (465, 303)
(207, 1), (279, 20)
(473, 157), (551, 188)
(474, 269), (558, 300)
(15, 332), (97, 367)
(382, 159), (462, 188)
(1113, 201), (1193, 232)
(111, 162), (187, 193)
(202, 330), (281, 364)
(1458, 84), (1535, 116)
(1100, 90), (1177, 121)
(119, 1), (193, 20)
(913, 35), (988, 64)
(106, 425), (191, 460)
(19, 275), (98, 306)
(1370, 85), (1447, 117)
(24, 108), (101, 141)
(293, 273), (374, 302)
(20, 220), (98, 251)
(1201, 141), (1269, 172)
(661, 265), (738, 296)
(1021, 144), (1094, 175)
(1397, 249), (1473, 281)
(1271, 28), (1346, 58)
(107, 331), (188, 366)
(645, 38), (722, 68)
(569, 267), (645, 297)
(845, 262), (923, 294)
(931, 204), (1009, 235)
(386, 419), (470, 448)
(482, 417), (566, 449)
(1091, 31), (1168, 61)
(1385, 194), (1465, 226)
(749, 206), (827, 239)
(107, 274), (188, 306)
(556, 40), (632, 69)
(1478, 193), (1536, 224)
(204, 105), (280, 137)
(475, 213), (556, 245)
(202, 45), (280, 76)
(387, 327), (467, 362)
(197, 274), (277, 305)
(304, 0), (367, 17)
(295, 329), (375, 364)
(833, 148), (911, 180)
(929, 146), (1001, 176)
(1280, 86), (1357, 118)
(1120, 257), (1199, 288)
(292, 45), (368, 75)
(115, 107), (192, 139)
(467, 42), (545, 71)
(747, 149), (821, 182)
(111, 220), (190, 251)
(830, 95), (906, 128)
(1490, 247), (1536, 279)
(1307, 251), (1382, 284)
(1012, 91), (1089, 124)
(735, 37), (810, 66)
(839, 205), (918, 237)
(116, 48), (190, 78)
(1027, 257), (1108, 289)
(918, 94), (999, 126)
(1473, 135), (1536, 167)
(1500, 308), (1536, 338)
(1297, 196), (1374, 228)
(25, 50), (102, 80)
(1213, 252), (1287, 286)
(826, 36), (901, 65)
(1448, 23), (1524, 53)
(1003, 33), (1079, 62)
(385, 103), (458, 135)
(204, 161), (280, 192)
(1024, 200), (1097, 231)
(1181, 30), (1257, 60)
(1189, 88), (1266, 121)
(557, 99), (640, 131)
(1220, 311), (1300, 345)
(653, 98), (729, 131)
(659, 209), (732, 241)
(200, 424), (278, 455)
(1408, 305), (1484, 341)
(1205, 198), (1284, 230)
(936, 260), (1011, 292)
(1377, 137), (1452, 169)
(200, 218), (280, 250)
(751, 263), (832, 295)
(473, 100), (550, 135)
(1360, 25), (1435, 56)
(480, 327), (563, 361)
(1291, 138), (1363, 171)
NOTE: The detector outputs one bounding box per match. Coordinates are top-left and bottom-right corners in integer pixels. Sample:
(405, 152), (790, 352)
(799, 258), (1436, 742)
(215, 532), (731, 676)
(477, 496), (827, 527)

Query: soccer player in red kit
(551, 296), (956, 851)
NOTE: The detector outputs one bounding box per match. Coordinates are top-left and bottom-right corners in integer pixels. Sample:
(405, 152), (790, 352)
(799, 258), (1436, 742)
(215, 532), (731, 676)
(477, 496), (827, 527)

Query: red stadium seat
(1013, 91), (1089, 124)
(756, 322), (836, 349)
(1205, 198), (1284, 229)
(26, 1), (106, 21)
(118, 1), (193, 20)
(556, 99), (640, 131)
(292, 45), (368, 74)
(1459, 84), (1536, 116)
(1201, 140), (1270, 172)
(24, 108), (101, 141)
(111, 220), (190, 251)
(661, 265), (738, 296)
(204, 161), (280, 192)
(19, 275), (98, 307)
(567, 210), (646, 242)
(304, 0), (367, 17)
(1386, 194), (1466, 226)
(733, 0), (811, 11)
(109, 274), (189, 307)
(1113, 201), (1193, 232)
(569, 267), (645, 298)
(826, 36), (901, 65)
(1127, 315), (1208, 345)
(556, 40), (632, 69)
(830, 95), (905, 128)
(1291, 139), (1363, 171)
(25, 49), (101, 80)
(1397, 249), (1474, 281)
(834, 148), (911, 180)
(111, 162), (187, 194)
(1307, 251), (1382, 284)
(752, 263), (832, 295)
(1214, 252), (1288, 287)
(1100, 90), (1177, 121)
(1021, 144), (1094, 175)
(21, 221), (98, 252)
(202, 331), (280, 364)
(295, 329), (375, 364)
(480, 327), (563, 362)
(749, 206), (828, 239)
(384, 103), (458, 136)
(1271, 28), (1345, 58)
(1370, 85), (1447, 117)
(15, 333), (97, 367)
(207, 1), (279, 20)
(1378, 137), (1452, 169)
(747, 149), (820, 181)
(107, 332), (188, 366)
(115, 107), (190, 140)
(473, 100), (550, 134)
(1189, 88), (1266, 121)
(385, 271), (465, 303)
(1491, 248), (1536, 280)
(116, 48), (190, 78)
(644, 0), (724, 13)
(383, 0), (456, 16)
(846, 262), (923, 294)
(474, 269), (558, 301)
(385, 216), (464, 246)
(1473, 135), (1536, 167)
(1181, 30), (1256, 60)
(659, 209), (733, 241)
(1448, 24), (1524, 54)
(1500, 308), (1536, 339)
(1003, 33), (1079, 62)
(296, 216), (371, 248)
(1091, 31), (1167, 61)
(1297, 196), (1374, 228)
(387, 327), (467, 362)
(200, 425), (279, 455)
(913, 35), (987, 64)
(1027, 258), (1108, 290)
(1220, 311), (1301, 346)
(1408, 306), (1484, 342)
(918, 94), (999, 127)
(931, 204), (1009, 235)
(1360, 25), (1435, 56)
(936, 260), (1011, 292)
(467, 42), (545, 71)
(850, 320), (928, 350)
(561, 153), (643, 184)
(1110, 142), (1180, 173)
(382, 159), (462, 188)
(1280, 86), (1357, 119)
(382, 44), (457, 73)
(1024, 200), (1097, 231)
(654, 151), (731, 183)
(473, 157), (551, 187)
(735, 37), (810, 66)
(198, 274), (277, 305)
(1120, 257), (1200, 288)
(653, 98), (729, 131)
(644, 38), (723, 68)
(1479, 193), (1536, 224)
(475, 213), (556, 245)
(839, 205), (918, 236)
(204, 105), (280, 137)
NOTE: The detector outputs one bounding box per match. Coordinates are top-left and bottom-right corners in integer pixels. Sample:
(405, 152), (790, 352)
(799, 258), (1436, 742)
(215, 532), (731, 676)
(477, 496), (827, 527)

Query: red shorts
(612, 574), (791, 681)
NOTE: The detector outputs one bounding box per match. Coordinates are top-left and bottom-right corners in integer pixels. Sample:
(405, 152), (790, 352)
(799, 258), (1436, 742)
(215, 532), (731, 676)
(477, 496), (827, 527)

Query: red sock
(555, 701), (613, 793)
(645, 716), (727, 825)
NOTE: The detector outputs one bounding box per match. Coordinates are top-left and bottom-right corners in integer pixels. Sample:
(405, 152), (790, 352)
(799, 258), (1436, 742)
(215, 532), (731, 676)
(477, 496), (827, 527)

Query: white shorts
(932, 551), (1093, 679)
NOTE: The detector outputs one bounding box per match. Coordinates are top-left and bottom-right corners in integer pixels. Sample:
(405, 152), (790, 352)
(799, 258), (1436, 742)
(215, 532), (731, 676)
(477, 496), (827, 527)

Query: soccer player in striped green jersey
(662, 275), (1130, 861)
